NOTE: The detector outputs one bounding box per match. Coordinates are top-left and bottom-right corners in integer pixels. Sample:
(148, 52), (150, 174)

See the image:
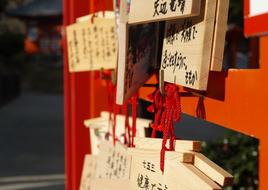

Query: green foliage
(202, 132), (259, 190)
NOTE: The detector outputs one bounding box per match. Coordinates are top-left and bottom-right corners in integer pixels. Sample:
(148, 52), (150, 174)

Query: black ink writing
(159, 1), (168, 15)
(142, 161), (156, 173)
(166, 20), (198, 45)
(161, 50), (187, 73)
(170, 0), (185, 14)
(137, 173), (168, 190)
(153, 0), (160, 16)
(161, 50), (198, 86)
(73, 30), (80, 64)
(153, 0), (186, 17)
(181, 19), (197, 43)
(103, 148), (128, 179)
(185, 70), (198, 86)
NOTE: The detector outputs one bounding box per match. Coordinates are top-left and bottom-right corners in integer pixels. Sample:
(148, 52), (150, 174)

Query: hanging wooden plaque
(92, 141), (131, 190)
(129, 137), (233, 190)
(160, 0), (218, 90)
(66, 17), (117, 72)
(128, 0), (201, 24)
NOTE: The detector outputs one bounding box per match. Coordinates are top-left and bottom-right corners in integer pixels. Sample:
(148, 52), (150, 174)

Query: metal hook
(159, 70), (165, 95)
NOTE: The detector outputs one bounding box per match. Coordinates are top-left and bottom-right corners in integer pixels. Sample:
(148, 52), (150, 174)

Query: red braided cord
(147, 84), (181, 173)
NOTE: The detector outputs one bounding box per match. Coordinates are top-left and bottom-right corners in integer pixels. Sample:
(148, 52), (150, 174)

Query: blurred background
(0, 0), (64, 189)
(0, 0), (259, 189)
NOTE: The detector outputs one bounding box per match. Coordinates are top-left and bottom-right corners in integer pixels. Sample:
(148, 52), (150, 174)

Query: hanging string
(130, 94), (138, 147)
(147, 83), (181, 173)
(91, 0), (106, 22)
(124, 102), (131, 146)
(112, 90), (120, 146)
(105, 73), (115, 140)
(196, 97), (206, 119)
(122, 93), (138, 147)
(147, 89), (164, 138)
(91, 0), (98, 22)
(100, 0), (106, 16)
(96, 69), (119, 146)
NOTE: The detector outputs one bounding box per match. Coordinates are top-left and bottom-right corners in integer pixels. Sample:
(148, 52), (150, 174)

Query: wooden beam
(193, 153), (234, 187)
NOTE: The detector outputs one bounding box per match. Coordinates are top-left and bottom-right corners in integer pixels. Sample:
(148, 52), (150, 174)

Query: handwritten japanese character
(178, 0), (185, 14)
(159, 1), (168, 15)
(153, 0), (160, 16)
(169, 0), (177, 12)
(181, 19), (198, 43)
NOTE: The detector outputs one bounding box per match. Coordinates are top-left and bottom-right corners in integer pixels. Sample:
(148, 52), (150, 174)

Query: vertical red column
(63, 1), (91, 190)
(63, 0), (114, 189)
(259, 36), (268, 190)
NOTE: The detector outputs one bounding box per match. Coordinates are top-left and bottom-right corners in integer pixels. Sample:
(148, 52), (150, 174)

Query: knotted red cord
(147, 89), (165, 138)
(147, 84), (181, 173)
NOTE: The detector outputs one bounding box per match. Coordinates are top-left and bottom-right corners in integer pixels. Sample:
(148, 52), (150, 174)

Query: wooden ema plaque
(92, 141), (131, 190)
(129, 137), (233, 190)
(160, 0), (229, 90)
(128, 0), (201, 24)
(66, 16), (117, 72)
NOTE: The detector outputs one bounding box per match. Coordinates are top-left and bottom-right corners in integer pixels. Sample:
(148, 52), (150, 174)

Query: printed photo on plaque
(116, 21), (162, 104)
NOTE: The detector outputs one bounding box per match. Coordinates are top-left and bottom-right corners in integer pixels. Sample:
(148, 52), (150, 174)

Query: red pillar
(63, 0), (113, 189)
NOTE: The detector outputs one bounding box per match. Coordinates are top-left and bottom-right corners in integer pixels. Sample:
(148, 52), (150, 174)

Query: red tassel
(147, 83), (181, 173)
